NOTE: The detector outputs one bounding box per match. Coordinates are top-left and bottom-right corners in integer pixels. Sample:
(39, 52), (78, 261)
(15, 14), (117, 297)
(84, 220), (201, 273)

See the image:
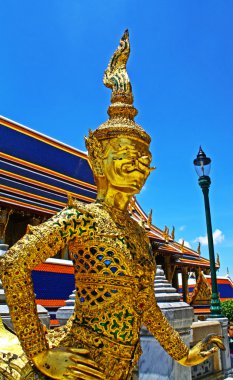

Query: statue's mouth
(125, 168), (145, 175)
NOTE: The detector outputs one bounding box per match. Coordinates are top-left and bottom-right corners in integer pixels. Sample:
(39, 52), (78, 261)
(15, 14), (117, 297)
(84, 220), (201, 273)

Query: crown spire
(86, 30), (150, 145)
(103, 29), (137, 121)
(104, 30), (132, 99)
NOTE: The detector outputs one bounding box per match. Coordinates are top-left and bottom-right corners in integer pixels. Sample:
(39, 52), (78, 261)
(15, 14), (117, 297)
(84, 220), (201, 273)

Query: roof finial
(171, 226), (175, 240)
(216, 253), (220, 268)
(163, 226), (169, 242)
(180, 239), (184, 253)
(147, 209), (152, 227)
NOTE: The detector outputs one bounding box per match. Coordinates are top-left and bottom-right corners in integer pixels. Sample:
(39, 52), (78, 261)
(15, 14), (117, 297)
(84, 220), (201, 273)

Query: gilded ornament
(147, 209), (152, 227)
(0, 208), (12, 242)
(188, 271), (212, 305)
(171, 226), (175, 240)
(216, 253), (220, 267)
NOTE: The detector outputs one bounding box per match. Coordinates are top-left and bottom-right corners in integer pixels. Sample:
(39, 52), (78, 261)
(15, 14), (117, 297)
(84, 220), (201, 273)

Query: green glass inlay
(114, 312), (123, 321)
(112, 320), (120, 329)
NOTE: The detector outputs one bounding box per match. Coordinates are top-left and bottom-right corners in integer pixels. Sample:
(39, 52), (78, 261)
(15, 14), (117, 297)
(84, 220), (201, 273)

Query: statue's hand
(179, 334), (225, 366)
(33, 347), (106, 379)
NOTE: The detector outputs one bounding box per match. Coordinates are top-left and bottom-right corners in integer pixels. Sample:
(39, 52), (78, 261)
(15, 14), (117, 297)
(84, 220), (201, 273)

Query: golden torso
(67, 202), (155, 348)
(0, 200), (216, 380)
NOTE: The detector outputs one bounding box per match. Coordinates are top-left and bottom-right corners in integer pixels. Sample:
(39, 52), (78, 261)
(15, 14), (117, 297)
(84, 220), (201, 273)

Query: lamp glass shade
(193, 147), (211, 177)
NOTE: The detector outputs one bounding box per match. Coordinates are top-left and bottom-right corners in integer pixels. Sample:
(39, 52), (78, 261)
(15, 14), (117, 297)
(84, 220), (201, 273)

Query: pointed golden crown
(85, 30), (151, 177)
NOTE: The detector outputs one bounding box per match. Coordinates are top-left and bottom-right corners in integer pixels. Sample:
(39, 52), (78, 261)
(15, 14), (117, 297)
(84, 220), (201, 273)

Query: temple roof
(130, 200), (214, 269)
(0, 116), (96, 214)
(0, 115), (213, 269)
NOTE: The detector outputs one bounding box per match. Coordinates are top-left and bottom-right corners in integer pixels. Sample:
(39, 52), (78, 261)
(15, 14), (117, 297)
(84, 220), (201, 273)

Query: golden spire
(163, 225), (169, 242)
(216, 253), (220, 268)
(197, 242), (201, 255)
(171, 226), (175, 240)
(103, 29), (132, 100)
(180, 239), (184, 253)
(147, 209), (152, 227)
(86, 30), (150, 150)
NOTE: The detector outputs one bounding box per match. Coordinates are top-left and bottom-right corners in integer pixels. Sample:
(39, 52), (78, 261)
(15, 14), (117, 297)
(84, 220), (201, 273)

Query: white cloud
(194, 229), (224, 246)
(179, 225), (186, 232)
(178, 238), (191, 248)
(213, 229), (225, 244)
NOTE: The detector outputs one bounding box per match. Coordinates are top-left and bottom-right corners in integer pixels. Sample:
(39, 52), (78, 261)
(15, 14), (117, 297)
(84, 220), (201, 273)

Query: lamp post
(193, 147), (223, 318)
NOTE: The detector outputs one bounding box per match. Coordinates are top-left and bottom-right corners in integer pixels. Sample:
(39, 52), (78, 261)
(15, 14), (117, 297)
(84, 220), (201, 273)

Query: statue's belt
(75, 273), (153, 315)
(72, 324), (141, 360)
(75, 273), (139, 288)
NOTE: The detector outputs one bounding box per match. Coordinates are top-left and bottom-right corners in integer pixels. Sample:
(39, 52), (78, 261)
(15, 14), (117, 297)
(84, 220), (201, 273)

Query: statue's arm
(142, 290), (189, 362)
(142, 288), (224, 365)
(0, 206), (82, 360)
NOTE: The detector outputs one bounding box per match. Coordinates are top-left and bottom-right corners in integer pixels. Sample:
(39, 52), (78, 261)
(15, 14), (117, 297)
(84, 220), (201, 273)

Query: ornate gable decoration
(188, 271), (212, 305)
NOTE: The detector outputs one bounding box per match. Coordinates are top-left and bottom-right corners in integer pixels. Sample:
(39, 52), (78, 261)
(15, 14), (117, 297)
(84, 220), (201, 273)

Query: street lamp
(193, 147), (223, 318)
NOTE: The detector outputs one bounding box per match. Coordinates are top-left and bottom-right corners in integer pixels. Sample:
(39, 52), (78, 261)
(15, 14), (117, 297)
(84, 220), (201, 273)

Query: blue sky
(1, 1), (233, 276)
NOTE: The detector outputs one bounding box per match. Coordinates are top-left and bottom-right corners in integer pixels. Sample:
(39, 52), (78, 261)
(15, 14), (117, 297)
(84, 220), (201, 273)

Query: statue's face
(102, 137), (152, 195)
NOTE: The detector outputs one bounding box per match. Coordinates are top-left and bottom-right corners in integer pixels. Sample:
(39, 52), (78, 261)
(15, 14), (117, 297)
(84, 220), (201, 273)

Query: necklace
(100, 201), (132, 229)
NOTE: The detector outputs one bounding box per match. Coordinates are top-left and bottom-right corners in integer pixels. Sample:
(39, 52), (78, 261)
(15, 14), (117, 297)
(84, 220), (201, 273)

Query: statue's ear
(95, 175), (108, 202)
(85, 131), (108, 201)
(85, 130), (105, 177)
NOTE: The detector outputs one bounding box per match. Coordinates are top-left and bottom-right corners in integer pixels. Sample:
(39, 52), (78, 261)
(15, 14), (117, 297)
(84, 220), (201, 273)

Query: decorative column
(164, 255), (172, 283)
(0, 208), (12, 319)
(194, 268), (200, 282)
(0, 208), (12, 244)
(172, 268), (179, 292)
(181, 267), (189, 303)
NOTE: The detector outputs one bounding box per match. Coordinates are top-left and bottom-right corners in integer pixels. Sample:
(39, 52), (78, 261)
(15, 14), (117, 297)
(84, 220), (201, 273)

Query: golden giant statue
(0, 31), (224, 380)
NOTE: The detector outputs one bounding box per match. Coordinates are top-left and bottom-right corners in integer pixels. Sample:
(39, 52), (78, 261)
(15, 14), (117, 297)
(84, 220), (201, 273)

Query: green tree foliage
(221, 300), (233, 322)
